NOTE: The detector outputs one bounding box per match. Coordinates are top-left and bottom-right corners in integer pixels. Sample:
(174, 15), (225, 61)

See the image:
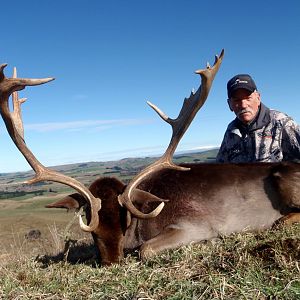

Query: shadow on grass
(36, 241), (101, 268)
(35, 241), (141, 268)
(249, 238), (300, 264)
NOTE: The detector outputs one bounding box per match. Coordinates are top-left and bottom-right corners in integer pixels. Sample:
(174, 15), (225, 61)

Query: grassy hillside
(0, 148), (219, 197)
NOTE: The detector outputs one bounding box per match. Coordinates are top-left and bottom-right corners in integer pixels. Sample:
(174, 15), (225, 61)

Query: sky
(0, 0), (299, 173)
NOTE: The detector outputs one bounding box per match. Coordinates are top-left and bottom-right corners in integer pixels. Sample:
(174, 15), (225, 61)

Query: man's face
(228, 89), (261, 124)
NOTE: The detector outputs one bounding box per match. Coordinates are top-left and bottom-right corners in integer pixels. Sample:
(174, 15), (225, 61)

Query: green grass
(0, 223), (299, 299)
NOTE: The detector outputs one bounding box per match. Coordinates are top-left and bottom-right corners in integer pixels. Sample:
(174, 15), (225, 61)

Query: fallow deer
(1, 50), (300, 266)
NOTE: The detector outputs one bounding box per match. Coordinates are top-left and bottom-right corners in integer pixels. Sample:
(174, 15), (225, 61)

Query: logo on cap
(230, 79), (248, 88)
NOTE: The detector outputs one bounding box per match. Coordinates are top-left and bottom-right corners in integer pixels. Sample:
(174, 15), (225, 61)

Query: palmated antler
(0, 64), (101, 232)
(118, 49), (224, 218)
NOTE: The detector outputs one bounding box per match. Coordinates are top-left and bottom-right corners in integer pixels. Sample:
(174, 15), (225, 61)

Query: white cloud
(189, 145), (219, 151)
(50, 144), (219, 166)
(23, 118), (153, 132)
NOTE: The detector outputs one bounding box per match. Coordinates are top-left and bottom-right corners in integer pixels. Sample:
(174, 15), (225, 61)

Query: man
(216, 74), (300, 163)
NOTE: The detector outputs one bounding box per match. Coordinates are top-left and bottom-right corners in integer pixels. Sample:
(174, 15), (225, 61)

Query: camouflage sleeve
(281, 118), (300, 161)
(216, 132), (230, 163)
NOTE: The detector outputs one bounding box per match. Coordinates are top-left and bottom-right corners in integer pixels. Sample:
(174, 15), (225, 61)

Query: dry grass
(0, 221), (299, 299)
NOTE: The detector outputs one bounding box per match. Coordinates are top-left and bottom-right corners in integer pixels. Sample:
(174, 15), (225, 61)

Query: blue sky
(0, 0), (299, 173)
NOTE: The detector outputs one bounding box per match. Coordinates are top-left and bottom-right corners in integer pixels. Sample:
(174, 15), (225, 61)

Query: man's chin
(238, 114), (254, 124)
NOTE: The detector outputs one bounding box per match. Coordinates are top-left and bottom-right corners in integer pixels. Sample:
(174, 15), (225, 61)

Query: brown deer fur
(46, 162), (300, 265)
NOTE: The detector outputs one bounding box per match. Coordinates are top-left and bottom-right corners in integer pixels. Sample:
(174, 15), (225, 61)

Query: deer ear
(45, 193), (85, 210)
(131, 189), (169, 205)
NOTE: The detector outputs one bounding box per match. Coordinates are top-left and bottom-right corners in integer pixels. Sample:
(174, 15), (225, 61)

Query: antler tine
(0, 64), (7, 81)
(146, 101), (169, 122)
(118, 49), (224, 219)
(0, 65), (101, 232)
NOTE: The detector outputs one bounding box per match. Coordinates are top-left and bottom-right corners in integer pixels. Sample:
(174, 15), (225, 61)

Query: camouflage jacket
(216, 103), (300, 163)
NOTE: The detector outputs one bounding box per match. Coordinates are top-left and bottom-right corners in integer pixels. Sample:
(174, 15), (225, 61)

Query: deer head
(45, 50), (225, 264)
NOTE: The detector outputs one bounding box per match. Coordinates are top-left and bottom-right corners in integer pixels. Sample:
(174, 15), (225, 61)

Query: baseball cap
(227, 74), (257, 98)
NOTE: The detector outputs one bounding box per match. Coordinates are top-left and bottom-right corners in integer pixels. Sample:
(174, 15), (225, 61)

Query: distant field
(0, 193), (83, 254)
(0, 149), (218, 197)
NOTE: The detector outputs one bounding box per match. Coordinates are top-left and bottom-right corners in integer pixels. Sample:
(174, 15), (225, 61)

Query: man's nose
(240, 99), (248, 108)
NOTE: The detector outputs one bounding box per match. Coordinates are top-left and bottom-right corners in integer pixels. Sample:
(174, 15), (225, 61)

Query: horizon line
(0, 146), (219, 175)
